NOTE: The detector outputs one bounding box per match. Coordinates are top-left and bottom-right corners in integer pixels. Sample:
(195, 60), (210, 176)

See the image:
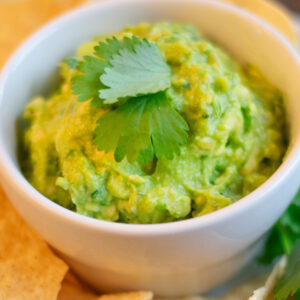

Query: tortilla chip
(98, 291), (154, 300)
(0, 0), (84, 68)
(0, 187), (68, 300)
(58, 271), (98, 300)
(218, 276), (269, 300)
(164, 275), (270, 300)
(248, 258), (287, 300)
(58, 272), (153, 300)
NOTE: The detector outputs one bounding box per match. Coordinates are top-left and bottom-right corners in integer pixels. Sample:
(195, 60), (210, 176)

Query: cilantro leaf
(94, 36), (126, 61)
(71, 56), (107, 107)
(71, 36), (125, 107)
(123, 35), (142, 50)
(99, 38), (172, 101)
(260, 191), (300, 265)
(260, 191), (300, 299)
(274, 241), (300, 300)
(94, 91), (189, 163)
(72, 35), (171, 106)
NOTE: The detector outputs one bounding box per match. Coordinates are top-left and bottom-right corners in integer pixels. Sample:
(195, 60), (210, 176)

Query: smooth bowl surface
(0, 0), (300, 296)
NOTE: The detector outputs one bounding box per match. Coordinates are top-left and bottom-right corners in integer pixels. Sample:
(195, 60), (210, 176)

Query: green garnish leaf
(260, 191), (300, 300)
(94, 91), (189, 163)
(260, 191), (300, 264)
(72, 35), (171, 106)
(71, 56), (106, 107)
(71, 36), (125, 107)
(274, 241), (300, 300)
(99, 38), (172, 101)
(94, 36), (125, 61)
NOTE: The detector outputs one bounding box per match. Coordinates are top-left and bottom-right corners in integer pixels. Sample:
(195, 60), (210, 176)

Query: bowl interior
(0, 0), (300, 226)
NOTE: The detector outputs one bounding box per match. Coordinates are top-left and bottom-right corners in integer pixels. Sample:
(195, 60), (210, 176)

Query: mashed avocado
(20, 23), (287, 223)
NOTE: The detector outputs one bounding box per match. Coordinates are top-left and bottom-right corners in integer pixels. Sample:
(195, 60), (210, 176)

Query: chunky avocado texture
(20, 23), (287, 223)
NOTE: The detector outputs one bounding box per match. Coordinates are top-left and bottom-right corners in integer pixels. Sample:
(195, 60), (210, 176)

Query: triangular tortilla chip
(0, 0), (84, 68)
(249, 258), (286, 300)
(98, 291), (153, 300)
(0, 187), (68, 300)
(58, 271), (98, 300)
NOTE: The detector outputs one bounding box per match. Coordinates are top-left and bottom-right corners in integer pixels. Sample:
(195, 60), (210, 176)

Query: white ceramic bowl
(0, 0), (300, 297)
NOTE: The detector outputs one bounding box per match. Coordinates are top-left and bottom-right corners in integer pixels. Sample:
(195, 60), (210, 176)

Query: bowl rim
(0, 0), (300, 236)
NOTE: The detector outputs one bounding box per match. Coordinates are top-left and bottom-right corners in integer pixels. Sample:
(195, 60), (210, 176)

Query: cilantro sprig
(275, 241), (300, 300)
(260, 190), (300, 299)
(71, 35), (189, 163)
(260, 191), (300, 264)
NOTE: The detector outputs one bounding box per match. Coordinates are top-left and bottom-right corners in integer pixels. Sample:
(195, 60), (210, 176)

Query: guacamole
(20, 23), (287, 223)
